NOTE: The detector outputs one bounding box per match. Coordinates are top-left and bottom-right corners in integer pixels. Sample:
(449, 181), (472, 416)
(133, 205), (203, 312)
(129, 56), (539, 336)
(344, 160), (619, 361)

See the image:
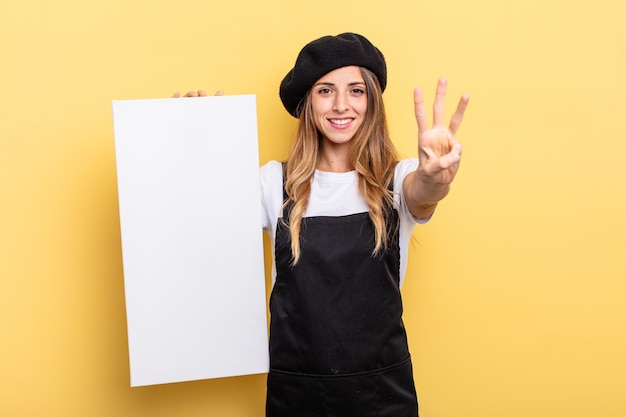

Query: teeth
(330, 118), (352, 125)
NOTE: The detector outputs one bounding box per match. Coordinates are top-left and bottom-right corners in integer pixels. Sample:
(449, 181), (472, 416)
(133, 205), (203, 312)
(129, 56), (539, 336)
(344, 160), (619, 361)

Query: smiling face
(310, 66), (368, 147)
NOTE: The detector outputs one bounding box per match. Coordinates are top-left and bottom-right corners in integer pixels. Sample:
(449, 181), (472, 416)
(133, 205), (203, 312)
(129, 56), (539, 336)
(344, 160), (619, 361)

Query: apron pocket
(266, 357), (418, 417)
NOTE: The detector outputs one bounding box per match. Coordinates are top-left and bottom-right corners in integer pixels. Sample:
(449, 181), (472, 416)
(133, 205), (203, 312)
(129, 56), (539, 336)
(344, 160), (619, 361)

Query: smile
(328, 118), (354, 126)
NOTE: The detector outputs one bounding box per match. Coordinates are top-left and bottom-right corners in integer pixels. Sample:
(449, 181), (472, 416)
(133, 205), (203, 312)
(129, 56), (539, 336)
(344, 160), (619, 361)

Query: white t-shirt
(260, 158), (427, 288)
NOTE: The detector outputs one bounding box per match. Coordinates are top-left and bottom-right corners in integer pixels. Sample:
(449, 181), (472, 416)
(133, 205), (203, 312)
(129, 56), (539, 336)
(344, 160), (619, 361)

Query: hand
(403, 78), (469, 218)
(171, 90), (225, 98)
(414, 78), (469, 189)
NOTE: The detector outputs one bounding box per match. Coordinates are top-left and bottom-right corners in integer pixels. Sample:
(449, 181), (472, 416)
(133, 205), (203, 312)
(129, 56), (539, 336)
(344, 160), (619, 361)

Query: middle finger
(433, 78), (447, 127)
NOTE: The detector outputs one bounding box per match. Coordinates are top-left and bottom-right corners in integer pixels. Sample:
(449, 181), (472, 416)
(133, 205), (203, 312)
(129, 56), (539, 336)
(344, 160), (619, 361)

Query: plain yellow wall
(2, 0), (625, 416)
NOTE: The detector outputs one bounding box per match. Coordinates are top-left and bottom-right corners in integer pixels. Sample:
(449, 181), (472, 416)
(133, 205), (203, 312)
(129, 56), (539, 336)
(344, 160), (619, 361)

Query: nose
(332, 92), (349, 113)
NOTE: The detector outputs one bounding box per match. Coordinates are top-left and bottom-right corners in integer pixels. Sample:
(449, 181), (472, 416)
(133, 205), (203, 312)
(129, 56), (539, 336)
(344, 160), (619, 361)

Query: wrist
(402, 170), (450, 219)
(409, 180), (450, 207)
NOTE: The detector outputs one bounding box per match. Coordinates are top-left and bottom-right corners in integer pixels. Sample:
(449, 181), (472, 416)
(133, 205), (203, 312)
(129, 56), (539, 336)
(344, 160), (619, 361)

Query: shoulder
(395, 158), (419, 179)
(259, 160), (284, 196)
(259, 160), (284, 229)
(260, 160), (283, 181)
(394, 158), (430, 224)
(259, 160), (284, 201)
(394, 158), (418, 191)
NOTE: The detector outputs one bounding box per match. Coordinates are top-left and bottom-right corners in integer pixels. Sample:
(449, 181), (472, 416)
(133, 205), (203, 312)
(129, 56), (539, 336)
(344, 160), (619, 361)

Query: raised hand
(404, 78), (469, 218)
(414, 78), (469, 187)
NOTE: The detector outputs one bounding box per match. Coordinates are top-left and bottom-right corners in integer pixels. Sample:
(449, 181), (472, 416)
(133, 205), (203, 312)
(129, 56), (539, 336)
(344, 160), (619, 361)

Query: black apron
(266, 169), (418, 417)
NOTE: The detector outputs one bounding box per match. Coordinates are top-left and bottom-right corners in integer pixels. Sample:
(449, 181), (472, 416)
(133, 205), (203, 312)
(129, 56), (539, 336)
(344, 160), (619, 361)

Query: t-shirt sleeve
(259, 160), (283, 232)
(394, 158), (433, 225)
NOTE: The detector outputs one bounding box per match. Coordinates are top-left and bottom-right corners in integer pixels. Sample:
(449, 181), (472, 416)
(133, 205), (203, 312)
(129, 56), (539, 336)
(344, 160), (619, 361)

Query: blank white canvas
(112, 95), (268, 387)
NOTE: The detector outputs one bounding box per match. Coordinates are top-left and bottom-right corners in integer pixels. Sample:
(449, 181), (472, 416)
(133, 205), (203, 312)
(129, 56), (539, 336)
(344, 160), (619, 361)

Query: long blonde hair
(284, 67), (398, 264)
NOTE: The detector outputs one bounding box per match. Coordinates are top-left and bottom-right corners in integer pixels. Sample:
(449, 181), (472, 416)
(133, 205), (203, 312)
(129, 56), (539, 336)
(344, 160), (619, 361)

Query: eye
(317, 87), (332, 95)
(351, 87), (366, 95)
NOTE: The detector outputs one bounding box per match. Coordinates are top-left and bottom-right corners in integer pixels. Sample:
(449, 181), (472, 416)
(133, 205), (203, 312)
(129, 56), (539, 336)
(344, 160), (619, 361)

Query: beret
(279, 33), (387, 118)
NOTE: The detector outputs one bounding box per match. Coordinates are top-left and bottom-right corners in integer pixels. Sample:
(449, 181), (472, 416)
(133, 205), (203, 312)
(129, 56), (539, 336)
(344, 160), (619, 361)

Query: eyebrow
(313, 81), (366, 88)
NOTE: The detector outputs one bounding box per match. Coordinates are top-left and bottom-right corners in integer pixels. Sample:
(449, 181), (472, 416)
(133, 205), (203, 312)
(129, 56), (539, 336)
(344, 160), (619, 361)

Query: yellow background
(1, 0), (625, 416)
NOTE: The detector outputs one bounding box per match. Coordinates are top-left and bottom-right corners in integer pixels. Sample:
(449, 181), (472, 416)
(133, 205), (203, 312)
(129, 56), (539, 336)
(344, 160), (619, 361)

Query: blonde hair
(284, 67), (397, 264)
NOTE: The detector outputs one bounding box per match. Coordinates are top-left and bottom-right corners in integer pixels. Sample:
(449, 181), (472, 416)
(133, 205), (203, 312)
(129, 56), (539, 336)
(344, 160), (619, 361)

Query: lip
(327, 117), (355, 129)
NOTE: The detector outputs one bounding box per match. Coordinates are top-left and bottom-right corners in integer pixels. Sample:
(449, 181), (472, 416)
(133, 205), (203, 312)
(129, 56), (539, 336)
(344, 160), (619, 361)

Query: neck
(316, 143), (354, 172)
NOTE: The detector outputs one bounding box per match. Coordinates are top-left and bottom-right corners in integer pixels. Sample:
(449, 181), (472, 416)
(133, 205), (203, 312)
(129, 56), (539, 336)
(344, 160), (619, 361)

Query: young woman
(177, 32), (469, 417)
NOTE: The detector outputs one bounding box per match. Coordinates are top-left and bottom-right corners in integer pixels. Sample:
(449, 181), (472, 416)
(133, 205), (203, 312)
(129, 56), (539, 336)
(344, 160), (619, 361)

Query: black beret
(279, 33), (387, 118)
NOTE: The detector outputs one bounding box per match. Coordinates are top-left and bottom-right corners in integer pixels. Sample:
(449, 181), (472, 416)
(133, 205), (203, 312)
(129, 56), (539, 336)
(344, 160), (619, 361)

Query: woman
(178, 32), (468, 417)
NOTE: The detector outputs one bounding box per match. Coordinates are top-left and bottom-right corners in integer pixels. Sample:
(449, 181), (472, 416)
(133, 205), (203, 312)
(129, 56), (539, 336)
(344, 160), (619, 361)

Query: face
(310, 66), (368, 146)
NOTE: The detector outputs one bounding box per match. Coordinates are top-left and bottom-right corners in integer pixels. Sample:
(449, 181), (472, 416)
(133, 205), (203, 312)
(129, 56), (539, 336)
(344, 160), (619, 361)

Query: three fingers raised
(414, 79), (469, 135)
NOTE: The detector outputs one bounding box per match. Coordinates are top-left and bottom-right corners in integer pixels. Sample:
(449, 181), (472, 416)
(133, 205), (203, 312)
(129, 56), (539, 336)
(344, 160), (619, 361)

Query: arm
(403, 78), (469, 219)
